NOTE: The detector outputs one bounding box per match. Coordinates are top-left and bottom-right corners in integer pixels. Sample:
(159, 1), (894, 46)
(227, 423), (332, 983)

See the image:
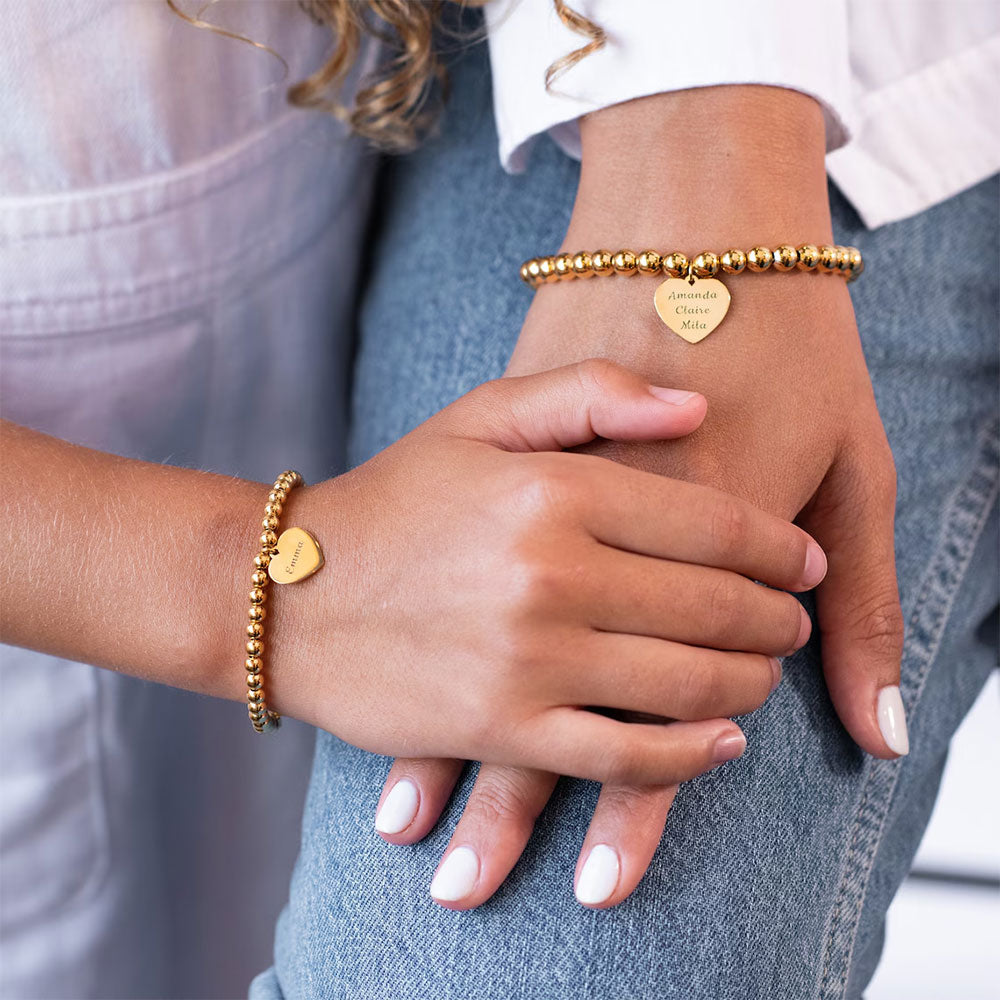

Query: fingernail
(877, 685), (910, 756)
(430, 846), (479, 902)
(648, 386), (700, 405)
(713, 729), (747, 764)
(769, 657), (782, 694)
(802, 540), (828, 588)
(575, 844), (620, 905)
(375, 779), (419, 834)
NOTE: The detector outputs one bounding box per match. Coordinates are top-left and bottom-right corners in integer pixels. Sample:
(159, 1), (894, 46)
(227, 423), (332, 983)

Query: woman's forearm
(0, 421), (258, 700)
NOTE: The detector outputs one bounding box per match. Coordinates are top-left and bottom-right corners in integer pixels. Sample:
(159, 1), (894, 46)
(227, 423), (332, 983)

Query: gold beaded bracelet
(244, 470), (325, 733)
(519, 243), (864, 343)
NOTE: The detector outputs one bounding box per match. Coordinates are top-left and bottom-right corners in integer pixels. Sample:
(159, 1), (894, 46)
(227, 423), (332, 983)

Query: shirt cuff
(485, 0), (855, 173)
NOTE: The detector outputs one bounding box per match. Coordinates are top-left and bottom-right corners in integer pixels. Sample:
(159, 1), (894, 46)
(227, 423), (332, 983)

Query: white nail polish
(375, 779), (419, 834)
(877, 685), (910, 756)
(430, 846), (479, 902)
(575, 844), (620, 906)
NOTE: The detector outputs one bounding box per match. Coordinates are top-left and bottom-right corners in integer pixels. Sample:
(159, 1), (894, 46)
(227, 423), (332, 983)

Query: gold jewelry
(244, 470), (324, 733)
(519, 243), (864, 343)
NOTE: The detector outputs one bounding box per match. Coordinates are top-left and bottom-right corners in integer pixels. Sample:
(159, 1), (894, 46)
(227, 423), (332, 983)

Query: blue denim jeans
(251, 38), (999, 1000)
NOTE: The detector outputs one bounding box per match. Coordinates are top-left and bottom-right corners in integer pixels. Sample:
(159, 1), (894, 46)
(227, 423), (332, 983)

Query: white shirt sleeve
(485, 0), (855, 173)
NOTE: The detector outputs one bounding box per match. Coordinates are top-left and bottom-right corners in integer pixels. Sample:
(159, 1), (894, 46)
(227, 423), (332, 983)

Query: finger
(375, 758), (465, 844)
(574, 784), (678, 908)
(556, 632), (780, 721)
(444, 359), (707, 453)
(523, 709), (746, 786)
(799, 445), (906, 759)
(428, 765), (558, 910)
(581, 462), (827, 592)
(582, 548), (810, 657)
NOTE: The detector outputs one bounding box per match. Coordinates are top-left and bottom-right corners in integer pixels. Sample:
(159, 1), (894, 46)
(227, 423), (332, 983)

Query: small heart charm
(267, 526), (324, 585)
(653, 277), (731, 343)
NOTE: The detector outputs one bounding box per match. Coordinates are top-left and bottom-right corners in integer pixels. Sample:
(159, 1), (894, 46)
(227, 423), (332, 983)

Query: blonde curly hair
(168, 0), (604, 152)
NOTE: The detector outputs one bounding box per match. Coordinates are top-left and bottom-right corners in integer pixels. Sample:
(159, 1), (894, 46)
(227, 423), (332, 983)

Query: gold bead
(637, 250), (661, 274)
(267, 490), (286, 505)
(246, 656), (263, 673)
(847, 247), (864, 279)
(247, 672), (262, 689)
(818, 245), (840, 272)
(571, 252), (594, 277)
(611, 250), (638, 275)
(519, 262), (531, 284)
(280, 471), (301, 486)
(772, 245), (799, 271)
(537, 256), (558, 283)
(249, 587), (266, 605)
(747, 246), (774, 272)
(691, 252), (719, 278)
(246, 638), (263, 656)
(591, 250), (614, 275)
(661, 252), (688, 278)
(263, 502), (283, 519)
(836, 246), (852, 272)
(248, 689), (263, 703)
(261, 530), (278, 549)
(248, 605), (266, 623)
(553, 253), (575, 279)
(247, 621), (264, 639)
(253, 552), (271, 570)
(796, 244), (820, 270)
(251, 570), (268, 588)
(526, 259), (543, 285)
(262, 515), (280, 532)
(720, 249), (746, 274)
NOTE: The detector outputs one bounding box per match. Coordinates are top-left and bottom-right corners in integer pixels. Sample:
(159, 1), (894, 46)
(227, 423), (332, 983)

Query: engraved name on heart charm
(268, 526), (324, 584)
(653, 277), (731, 343)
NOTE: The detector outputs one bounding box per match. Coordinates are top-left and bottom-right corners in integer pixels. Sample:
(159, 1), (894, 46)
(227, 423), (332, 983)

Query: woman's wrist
(568, 84), (832, 249)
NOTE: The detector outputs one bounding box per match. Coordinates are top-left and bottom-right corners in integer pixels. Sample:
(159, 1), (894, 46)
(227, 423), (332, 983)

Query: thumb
(799, 445), (907, 759)
(447, 359), (706, 453)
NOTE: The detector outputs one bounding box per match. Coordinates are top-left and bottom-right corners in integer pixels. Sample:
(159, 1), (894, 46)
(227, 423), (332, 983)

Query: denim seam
(816, 418), (1000, 1000)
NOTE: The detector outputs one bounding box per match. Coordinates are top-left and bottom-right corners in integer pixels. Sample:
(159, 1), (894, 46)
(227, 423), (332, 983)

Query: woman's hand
(277, 360), (823, 784)
(376, 85), (903, 911)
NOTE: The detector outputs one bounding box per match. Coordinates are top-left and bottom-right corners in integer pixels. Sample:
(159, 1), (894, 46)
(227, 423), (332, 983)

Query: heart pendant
(267, 526), (324, 585)
(653, 277), (731, 343)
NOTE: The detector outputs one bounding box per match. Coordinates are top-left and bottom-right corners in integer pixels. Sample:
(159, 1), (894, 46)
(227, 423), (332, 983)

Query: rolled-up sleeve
(485, 0), (855, 172)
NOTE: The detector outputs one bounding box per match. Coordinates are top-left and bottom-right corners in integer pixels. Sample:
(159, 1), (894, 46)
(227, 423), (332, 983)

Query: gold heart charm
(267, 526), (324, 585)
(653, 277), (731, 343)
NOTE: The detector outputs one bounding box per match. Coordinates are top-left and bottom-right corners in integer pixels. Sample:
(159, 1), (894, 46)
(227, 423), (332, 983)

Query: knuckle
(704, 575), (742, 641)
(508, 455), (579, 522)
(574, 357), (624, 391)
(598, 736), (644, 783)
(505, 550), (571, 622)
(848, 597), (904, 659)
(467, 772), (538, 836)
(677, 661), (725, 718)
(708, 498), (751, 561)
